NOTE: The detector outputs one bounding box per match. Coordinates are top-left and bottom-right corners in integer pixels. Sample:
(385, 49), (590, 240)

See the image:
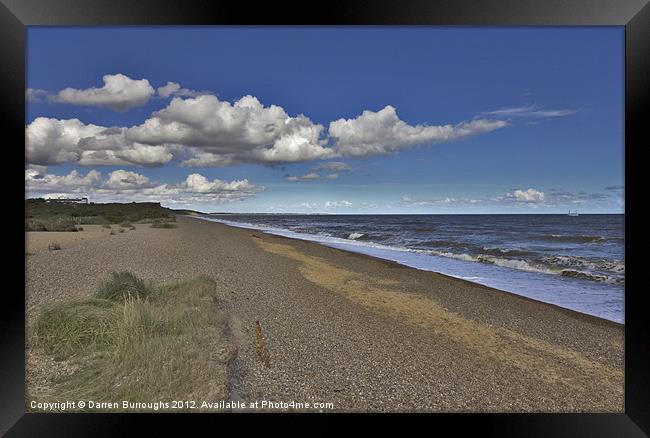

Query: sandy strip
(25, 216), (624, 412)
(26, 224), (121, 254)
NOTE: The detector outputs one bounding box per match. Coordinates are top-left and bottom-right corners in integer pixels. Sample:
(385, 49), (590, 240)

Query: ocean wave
(539, 255), (625, 274)
(481, 247), (534, 257)
(200, 215), (624, 286)
(423, 250), (624, 284)
(560, 270), (615, 283)
(414, 239), (462, 248)
(538, 234), (605, 244)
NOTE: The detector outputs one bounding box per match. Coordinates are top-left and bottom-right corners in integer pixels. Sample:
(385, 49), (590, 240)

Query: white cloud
(157, 82), (181, 98)
(182, 173), (254, 192)
(329, 106), (507, 157)
(324, 200), (352, 208)
(26, 117), (107, 165)
(505, 188), (545, 202)
(287, 172), (320, 181)
(26, 118), (176, 166)
(483, 104), (578, 118)
(26, 169), (262, 205)
(401, 194), (482, 207)
(51, 74), (154, 111)
(157, 81), (210, 99)
(26, 79), (509, 168)
(26, 88), (48, 103)
(400, 188), (612, 209)
(127, 94), (333, 166)
(104, 170), (153, 190)
(26, 169), (102, 192)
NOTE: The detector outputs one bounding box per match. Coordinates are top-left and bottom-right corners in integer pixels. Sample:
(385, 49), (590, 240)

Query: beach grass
(26, 217), (78, 232)
(150, 221), (178, 229)
(28, 272), (231, 410)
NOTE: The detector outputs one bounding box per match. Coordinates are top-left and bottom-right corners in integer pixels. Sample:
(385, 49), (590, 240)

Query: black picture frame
(2, 0), (647, 435)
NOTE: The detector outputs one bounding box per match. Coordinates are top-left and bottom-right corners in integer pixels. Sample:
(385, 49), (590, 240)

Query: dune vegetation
(28, 272), (233, 411)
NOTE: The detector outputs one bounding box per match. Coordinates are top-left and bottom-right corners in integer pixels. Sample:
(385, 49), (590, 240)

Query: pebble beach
(25, 215), (624, 412)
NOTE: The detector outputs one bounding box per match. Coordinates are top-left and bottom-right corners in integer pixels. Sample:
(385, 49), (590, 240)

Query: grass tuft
(27, 217), (78, 232)
(150, 221), (177, 229)
(32, 298), (120, 360)
(28, 273), (231, 410)
(96, 271), (150, 301)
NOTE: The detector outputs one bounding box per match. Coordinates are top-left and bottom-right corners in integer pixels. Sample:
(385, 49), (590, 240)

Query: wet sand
(25, 215), (624, 412)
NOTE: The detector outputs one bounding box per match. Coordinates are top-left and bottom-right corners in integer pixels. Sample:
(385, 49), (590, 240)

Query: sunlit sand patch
(254, 238), (623, 402)
(26, 225), (118, 254)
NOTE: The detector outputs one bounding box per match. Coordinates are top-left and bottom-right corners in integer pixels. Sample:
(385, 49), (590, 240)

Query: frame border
(2, 0), (648, 435)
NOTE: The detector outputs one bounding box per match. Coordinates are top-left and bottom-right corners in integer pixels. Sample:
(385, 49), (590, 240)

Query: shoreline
(26, 215), (624, 411)
(193, 215), (624, 327)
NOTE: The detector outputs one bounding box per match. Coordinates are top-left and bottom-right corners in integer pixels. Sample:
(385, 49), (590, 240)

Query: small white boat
(567, 210), (579, 217)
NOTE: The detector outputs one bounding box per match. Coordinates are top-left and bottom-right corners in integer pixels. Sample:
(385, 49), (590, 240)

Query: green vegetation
(26, 216), (78, 232)
(96, 271), (150, 301)
(26, 199), (176, 231)
(28, 272), (231, 411)
(150, 221), (178, 229)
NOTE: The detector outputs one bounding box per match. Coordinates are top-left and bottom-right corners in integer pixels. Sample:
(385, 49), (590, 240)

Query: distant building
(45, 197), (89, 204)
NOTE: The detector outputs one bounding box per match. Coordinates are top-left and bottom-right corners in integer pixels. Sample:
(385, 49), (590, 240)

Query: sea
(198, 214), (625, 323)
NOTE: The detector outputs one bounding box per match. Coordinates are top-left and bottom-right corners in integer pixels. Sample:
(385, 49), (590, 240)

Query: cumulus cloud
(104, 170), (153, 190)
(26, 117), (107, 165)
(26, 168), (102, 192)
(157, 82), (182, 98)
(504, 188), (545, 202)
(157, 81), (211, 99)
(26, 118), (177, 166)
(329, 106), (507, 157)
(51, 74), (155, 111)
(123, 94), (334, 166)
(26, 88), (48, 103)
(26, 169), (262, 205)
(27, 79), (509, 168)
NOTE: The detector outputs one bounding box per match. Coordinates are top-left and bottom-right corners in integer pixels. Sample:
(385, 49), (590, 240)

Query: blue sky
(26, 27), (624, 213)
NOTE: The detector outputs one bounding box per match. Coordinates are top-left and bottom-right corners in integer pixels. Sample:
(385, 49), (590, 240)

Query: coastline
(26, 215), (624, 412)
(197, 216), (624, 325)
